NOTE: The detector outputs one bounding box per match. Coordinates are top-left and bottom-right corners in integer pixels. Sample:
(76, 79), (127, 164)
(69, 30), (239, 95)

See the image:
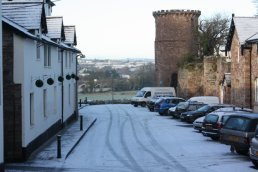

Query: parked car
(193, 116), (205, 132)
(146, 97), (159, 112)
(171, 101), (205, 118)
(249, 125), (258, 167)
(154, 97), (186, 116)
(188, 96), (220, 104)
(131, 87), (175, 107)
(202, 107), (253, 140)
(220, 113), (258, 155)
(180, 104), (233, 123)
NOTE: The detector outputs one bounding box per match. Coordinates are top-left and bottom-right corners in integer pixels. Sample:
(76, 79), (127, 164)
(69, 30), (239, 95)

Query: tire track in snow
(104, 105), (135, 171)
(120, 117), (145, 172)
(119, 106), (176, 170)
(142, 117), (189, 172)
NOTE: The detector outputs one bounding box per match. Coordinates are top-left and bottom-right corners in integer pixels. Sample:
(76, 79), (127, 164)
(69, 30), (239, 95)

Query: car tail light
(217, 123), (222, 129)
(244, 137), (250, 145)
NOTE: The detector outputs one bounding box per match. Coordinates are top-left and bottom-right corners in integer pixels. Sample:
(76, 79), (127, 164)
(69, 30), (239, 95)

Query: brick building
(153, 9), (201, 89)
(225, 15), (258, 110)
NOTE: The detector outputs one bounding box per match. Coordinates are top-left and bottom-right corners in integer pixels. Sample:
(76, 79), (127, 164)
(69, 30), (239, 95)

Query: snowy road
(63, 104), (257, 172)
(7, 104), (258, 171)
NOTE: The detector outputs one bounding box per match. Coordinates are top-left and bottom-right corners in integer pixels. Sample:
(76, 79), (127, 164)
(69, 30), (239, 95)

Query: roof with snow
(2, 1), (47, 33)
(46, 16), (65, 41)
(2, 0), (55, 6)
(226, 16), (258, 50)
(64, 25), (77, 46)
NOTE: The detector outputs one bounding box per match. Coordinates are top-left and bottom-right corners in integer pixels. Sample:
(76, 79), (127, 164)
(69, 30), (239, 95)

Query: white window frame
(255, 78), (258, 102)
(43, 89), (47, 117)
(30, 93), (35, 126)
(36, 42), (41, 60)
(44, 44), (51, 67)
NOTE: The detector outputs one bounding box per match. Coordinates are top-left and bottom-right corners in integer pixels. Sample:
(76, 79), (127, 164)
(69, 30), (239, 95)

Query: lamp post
(75, 53), (85, 118)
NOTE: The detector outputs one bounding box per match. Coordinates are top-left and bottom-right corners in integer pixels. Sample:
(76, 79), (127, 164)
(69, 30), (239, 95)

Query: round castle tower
(153, 9), (201, 87)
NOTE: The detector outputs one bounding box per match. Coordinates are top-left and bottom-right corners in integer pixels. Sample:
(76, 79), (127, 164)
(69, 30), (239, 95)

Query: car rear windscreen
(223, 117), (252, 131)
(205, 114), (219, 123)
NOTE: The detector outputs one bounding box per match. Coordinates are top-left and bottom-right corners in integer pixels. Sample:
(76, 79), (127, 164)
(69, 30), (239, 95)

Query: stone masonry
(153, 10), (201, 88)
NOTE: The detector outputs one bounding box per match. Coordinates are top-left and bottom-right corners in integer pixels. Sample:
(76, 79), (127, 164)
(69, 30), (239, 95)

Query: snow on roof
(2, 0), (55, 6)
(2, 1), (46, 31)
(233, 17), (258, 44)
(46, 16), (65, 40)
(64, 25), (77, 45)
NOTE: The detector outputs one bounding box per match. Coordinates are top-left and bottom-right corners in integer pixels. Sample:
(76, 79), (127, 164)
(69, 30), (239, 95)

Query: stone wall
(177, 63), (203, 99)
(177, 56), (230, 101)
(153, 10), (201, 87)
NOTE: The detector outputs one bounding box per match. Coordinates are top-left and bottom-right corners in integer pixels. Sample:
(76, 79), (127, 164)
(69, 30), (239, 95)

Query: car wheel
(134, 104), (138, 107)
(159, 112), (163, 116)
(164, 109), (169, 116)
(141, 102), (146, 107)
(235, 148), (248, 155)
(211, 137), (219, 141)
(252, 160), (258, 168)
(150, 108), (154, 112)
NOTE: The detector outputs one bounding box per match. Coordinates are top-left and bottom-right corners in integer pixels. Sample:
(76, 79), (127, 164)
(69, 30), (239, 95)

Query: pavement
(5, 106), (97, 171)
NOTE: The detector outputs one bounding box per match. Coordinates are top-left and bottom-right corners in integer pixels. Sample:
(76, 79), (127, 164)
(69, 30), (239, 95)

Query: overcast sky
(52, 0), (256, 59)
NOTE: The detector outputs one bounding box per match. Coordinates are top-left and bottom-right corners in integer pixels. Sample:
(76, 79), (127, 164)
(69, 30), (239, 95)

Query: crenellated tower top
(153, 9), (201, 18)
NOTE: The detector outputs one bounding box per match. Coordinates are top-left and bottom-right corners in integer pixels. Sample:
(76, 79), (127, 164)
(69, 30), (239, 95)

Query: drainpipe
(75, 54), (78, 118)
(249, 48), (252, 109)
(61, 50), (64, 128)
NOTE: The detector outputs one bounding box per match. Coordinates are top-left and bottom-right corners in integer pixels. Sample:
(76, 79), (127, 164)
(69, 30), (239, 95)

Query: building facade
(2, 0), (80, 161)
(0, 0), (4, 170)
(225, 15), (258, 110)
(153, 10), (201, 88)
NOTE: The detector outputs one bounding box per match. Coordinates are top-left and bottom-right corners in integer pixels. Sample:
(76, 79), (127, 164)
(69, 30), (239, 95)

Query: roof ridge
(46, 16), (63, 18)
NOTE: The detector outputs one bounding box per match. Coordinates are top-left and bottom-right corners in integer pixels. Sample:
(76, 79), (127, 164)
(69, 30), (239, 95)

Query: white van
(188, 96), (220, 104)
(131, 87), (176, 107)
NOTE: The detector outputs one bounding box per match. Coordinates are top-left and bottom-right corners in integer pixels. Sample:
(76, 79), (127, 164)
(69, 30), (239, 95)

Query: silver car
(250, 126), (258, 167)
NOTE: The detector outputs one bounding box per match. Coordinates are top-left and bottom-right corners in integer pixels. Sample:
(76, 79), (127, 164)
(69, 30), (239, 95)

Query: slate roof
(226, 16), (258, 50)
(46, 16), (65, 41)
(2, 0), (55, 6)
(64, 26), (77, 46)
(2, 1), (47, 32)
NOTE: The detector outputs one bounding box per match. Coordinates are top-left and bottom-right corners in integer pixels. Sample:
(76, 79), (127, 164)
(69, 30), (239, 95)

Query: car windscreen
(223, 117), (252, 131)
(155, 98), (164, 104)
(205, 114), (218, 123)
(196, 105), (210, 112)
(221, 115), (231, 124)
(136, 91), (146, 97)
(177, 102), (188, 109)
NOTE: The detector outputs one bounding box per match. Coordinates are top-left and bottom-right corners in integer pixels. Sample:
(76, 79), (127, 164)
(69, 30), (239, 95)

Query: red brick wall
(153, 10), (201, 87)
(250, 43), (258, 112)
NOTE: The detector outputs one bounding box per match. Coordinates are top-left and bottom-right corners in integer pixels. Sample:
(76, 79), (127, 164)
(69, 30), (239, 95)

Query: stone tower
(153, 9), (201, 88)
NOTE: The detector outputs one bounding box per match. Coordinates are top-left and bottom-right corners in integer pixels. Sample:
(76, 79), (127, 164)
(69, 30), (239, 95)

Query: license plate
(205, 125), (212, 130)
(227, 136), (240, 142)
(256, 151), (258, 156)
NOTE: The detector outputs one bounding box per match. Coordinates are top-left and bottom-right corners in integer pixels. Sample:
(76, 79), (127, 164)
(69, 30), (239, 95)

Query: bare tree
(199, 14), (230, 57)
(252, 0), (258, 14)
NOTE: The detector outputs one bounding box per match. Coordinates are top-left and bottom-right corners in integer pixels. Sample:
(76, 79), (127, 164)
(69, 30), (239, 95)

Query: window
(58, 48), (62, 63)
(69, 52), (72, 68)
(43, 89), (47, 117)
(68, 84), (71, 105)
(255, 78), (258, 102)
(36, 42), (41, 60)
(54, 86), (57, 113)
(44, 44), (51, 67)
(65, 51), (68, 68)
(30, 93), (35, 125)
